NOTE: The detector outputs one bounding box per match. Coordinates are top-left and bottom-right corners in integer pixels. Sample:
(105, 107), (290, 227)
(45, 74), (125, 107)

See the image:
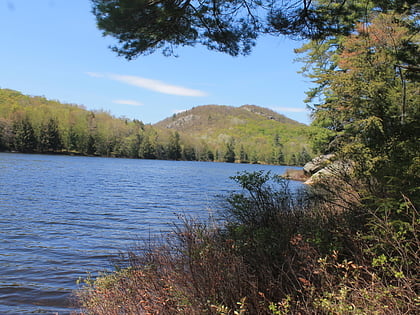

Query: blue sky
(0, 0), (313, 125)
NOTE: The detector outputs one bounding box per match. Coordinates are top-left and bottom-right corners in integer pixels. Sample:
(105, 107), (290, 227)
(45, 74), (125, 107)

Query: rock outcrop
(303, 154), (352, 185)
(303, 154), (336, 176)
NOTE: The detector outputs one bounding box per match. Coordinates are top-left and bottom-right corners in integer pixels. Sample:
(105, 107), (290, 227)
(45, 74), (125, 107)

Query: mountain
(154, 104), (312, 165)
(155, 104), (303, 130)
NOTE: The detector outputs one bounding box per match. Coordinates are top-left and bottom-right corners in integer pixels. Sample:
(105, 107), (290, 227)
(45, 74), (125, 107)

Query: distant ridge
(154, 104), (312, 165)
(154, 104), (304, 132)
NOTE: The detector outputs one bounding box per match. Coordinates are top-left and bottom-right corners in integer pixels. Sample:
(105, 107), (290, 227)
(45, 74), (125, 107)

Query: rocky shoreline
(282, 154), (340, 184)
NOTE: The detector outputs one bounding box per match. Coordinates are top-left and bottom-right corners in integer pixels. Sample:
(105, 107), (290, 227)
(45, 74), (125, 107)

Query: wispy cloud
(86, 72), (104, 78)
(274, 106), (307, 113)
(113, 99), (144, 106)
(87, 72), (207, 97)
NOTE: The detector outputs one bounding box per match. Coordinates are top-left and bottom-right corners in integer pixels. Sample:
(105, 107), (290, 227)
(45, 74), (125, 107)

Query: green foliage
(239, 145), (249, 163)
(299, 8), (419, 271)
(0, 118), (13, 151)
(0, 89), (310, 165)
(226, 171), (296, 225)
(91, 1), (419, 58)
(224, 140), (236, 163)
(166, 131), (182, 160)
(90, 0), (330, 58)
(91, 0), (260, 57)
(308, 125), (336, 154)
(182, 144), (196, 161)
(86, 134), (96, 155)
(12, 117), (37, 153)
(154, 104), (313, 165)
(138, 133), (156, 159)
(38, 118), (62, 152)
(226, 171), (418, 313)
(76, 171), (419, 314)
(302, 12), (419, 163)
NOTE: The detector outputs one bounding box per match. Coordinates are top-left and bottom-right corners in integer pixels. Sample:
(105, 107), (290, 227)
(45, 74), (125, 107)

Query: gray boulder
(304, 154), (353, 185)
(303, 153), (335, 175)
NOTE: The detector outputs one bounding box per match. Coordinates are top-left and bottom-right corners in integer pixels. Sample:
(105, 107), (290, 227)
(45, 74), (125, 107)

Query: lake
(0, 153), (302, 314)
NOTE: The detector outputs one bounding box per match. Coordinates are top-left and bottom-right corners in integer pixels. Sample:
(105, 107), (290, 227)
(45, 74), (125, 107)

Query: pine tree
(39, 118), (62, 152)
(224, 140), (236, 163)
(239, 145), (249, 163)
(13, 117), (37, 153)
(167, 132), (182, 160)
(139, 135), (156, 159)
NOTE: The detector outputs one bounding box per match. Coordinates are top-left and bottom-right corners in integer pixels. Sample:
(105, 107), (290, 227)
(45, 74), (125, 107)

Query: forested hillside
(154, 104), (312, 165)
(0, 88), (150, 157)
(0, 88), (312, 165)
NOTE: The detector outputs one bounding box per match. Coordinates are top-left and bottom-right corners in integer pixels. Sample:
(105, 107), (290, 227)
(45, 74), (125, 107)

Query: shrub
(75, 171), (419, 314)
(75, 218), (261, 314)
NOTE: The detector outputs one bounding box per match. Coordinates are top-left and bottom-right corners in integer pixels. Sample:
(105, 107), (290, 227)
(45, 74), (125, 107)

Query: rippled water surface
(0, 153), (301, 314)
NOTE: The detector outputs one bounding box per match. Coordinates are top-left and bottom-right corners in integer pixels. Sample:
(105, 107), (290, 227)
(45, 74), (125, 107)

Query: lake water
(0, 153), (301, 314)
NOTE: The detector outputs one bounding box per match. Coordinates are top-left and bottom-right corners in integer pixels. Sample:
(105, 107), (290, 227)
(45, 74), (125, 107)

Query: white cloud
(274, 106), (307, 113)
(87, 72), (207, 97)
(113, 99), (144, 106)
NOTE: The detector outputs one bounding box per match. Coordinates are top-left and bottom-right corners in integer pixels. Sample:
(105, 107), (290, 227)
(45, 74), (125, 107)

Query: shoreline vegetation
(74, 170), (419, 314)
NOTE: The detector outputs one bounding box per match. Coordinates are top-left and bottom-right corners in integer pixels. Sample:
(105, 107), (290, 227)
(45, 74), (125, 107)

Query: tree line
(0, 89), (312, 165)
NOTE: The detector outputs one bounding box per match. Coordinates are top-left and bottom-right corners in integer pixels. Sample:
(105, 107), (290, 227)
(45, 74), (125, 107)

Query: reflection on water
(0, 153), (301, 314)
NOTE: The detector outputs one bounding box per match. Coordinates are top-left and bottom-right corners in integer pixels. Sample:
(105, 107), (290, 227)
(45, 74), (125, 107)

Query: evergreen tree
(67, 126), (79, 152)
(182, 145), (196, 161)
(39, 118), (62, 152)
(167, 132), (182, 160)
(277, 149), (285, 165)
(298, 148), (311, 166)
(47, 118), (62, 151)
(206, 149), (214, 162)
(139, 135), (156, 159)
(239, 145), (249, 163)
(13, 117), (37, 153)
(0, 118), (12, 151)
(224, 140), (236, 163)
(290, 153), (298, 166)
(273, 133), (282, 147)
(128, 133), (142, 158)
(86, 134), (96, 155)
(92, 0), (414, 58)
(301, 11), (419, 204)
